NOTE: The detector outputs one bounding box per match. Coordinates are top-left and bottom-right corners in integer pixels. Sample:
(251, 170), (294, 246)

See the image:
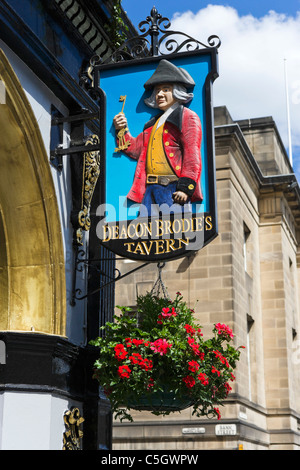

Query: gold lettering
(133, 242), (145, 255)
(195, 216), (203, 231)
(119, 224), (127, 239)
(178, 238), (189, 248)
(111, 224), (119, 239)
(123, 237), (190, 256)
(141, 240), (154, 255)
(128, 222), (136, 239)
(155, 219), (164, 237)
(124, 242), (135, 252)
(103, 225), (112, 242)
(165, 238), (176, 252)
(205, 215), (213, 231)
(182, 217), (191, 232)
(172, 218), (182, 234)
(164, 219), (173, 235)
(143, 221), (152, 237)
(155, 239), (165, 254)
(135, 222), (144, 238)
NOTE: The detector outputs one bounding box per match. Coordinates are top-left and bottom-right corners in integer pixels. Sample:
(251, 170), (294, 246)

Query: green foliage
(90, 292), (244, 422)
(104, 0), (129, 49)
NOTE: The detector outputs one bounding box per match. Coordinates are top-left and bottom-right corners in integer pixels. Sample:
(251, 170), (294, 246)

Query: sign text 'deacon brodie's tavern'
(96, 49), (219, 262)
(96, 213), (214, 259)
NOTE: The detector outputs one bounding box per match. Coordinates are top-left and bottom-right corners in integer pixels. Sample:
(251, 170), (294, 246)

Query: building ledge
(214, 119), (300, 228)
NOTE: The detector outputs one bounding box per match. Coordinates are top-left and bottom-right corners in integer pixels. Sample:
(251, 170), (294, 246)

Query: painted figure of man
(113, 59), (202, 217)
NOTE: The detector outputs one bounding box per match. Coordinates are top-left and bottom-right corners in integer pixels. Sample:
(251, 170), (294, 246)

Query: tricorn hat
(143, 59), (195, 90)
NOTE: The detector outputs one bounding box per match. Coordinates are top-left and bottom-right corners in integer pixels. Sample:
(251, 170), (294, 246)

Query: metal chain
(150, 262), (170, 299)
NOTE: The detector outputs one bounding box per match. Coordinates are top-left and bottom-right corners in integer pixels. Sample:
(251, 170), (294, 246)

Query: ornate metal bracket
(62, 407), (84, 450)
(71, 253), (150, 304)
(50, 108), (103, 304)
(50, 110), (101, 160)
(76, 134), (101, 245)
(86, 6), (221, 66)
(50, 109), (101, 246)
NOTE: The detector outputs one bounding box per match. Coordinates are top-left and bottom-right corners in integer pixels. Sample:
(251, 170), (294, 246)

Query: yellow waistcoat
(146, 121), (173, 175)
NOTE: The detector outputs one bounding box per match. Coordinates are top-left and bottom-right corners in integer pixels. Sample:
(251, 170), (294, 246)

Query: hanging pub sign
(94, 8), (220, 262)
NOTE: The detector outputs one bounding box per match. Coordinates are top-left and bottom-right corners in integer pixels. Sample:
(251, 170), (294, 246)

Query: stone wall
(113, 106), (300, 450)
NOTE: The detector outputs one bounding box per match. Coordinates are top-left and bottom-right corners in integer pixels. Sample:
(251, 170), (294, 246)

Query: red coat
(119, 105), (203, 204)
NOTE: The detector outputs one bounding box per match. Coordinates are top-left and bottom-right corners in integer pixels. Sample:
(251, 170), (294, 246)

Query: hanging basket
(128, 387), (194, 412)
(90, 275), (244, 422)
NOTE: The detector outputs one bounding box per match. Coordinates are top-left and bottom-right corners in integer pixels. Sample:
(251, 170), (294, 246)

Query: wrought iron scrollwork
(73, 259), (149, 303)
(96, 6), (220, 65)
(76, 134), (101, 245)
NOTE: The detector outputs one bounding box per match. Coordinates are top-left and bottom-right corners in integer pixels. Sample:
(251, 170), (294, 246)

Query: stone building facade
(113, 106), (300, 450)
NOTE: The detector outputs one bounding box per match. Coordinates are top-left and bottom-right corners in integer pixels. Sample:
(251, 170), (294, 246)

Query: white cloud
(171, 5), (300, 175)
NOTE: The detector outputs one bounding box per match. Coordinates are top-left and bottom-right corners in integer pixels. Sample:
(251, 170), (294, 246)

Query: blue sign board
(96, 49), (218, 261)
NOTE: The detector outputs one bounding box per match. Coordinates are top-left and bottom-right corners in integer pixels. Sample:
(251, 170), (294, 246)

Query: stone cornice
(215, 123), (300, 230)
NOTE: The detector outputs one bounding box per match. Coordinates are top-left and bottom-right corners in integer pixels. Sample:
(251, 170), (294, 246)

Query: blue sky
(123, 1), (300, 182)
(123, 1), (300, 28)
(122, 0), (300, 27)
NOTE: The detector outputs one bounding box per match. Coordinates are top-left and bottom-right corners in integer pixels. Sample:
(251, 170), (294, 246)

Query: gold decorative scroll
(63, 407), (84, 450)
(77, 134), (101, 245)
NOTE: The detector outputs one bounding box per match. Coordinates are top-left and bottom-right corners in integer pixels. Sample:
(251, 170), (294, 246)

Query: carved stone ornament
(63, 407), (84, 450)
(76, 134), (101, 245)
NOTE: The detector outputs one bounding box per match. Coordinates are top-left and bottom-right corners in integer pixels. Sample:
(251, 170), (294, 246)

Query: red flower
(132, 339), (144, 346)
(147, 378), (154, 389)
(140, 358), (153, 371)
(157, 307), (177, 324)
(129, 353), (143, 364)
(213, 350), (229, 368)
(117, 365), (131, 379)
(198, 373), (209, 386)
(150, 338), (172, 355)
(182, 375), (196, 388)
(125, 338), (132, 348)
(224, 382), (232, 396)
(129, 353), (153, 371)
(211, 366), (221, 377)
(214, 407), (221, 420)
(215, 323), (234, 339)
(184, 324), (195, 335)
(187, 336), (202, 357)
(114, 344), (128, 361)
(188, 360), (200, 372)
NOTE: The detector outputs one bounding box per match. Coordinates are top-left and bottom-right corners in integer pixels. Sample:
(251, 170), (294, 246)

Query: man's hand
(172, 191), (189, 205)
(113, 113), (128, 130)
